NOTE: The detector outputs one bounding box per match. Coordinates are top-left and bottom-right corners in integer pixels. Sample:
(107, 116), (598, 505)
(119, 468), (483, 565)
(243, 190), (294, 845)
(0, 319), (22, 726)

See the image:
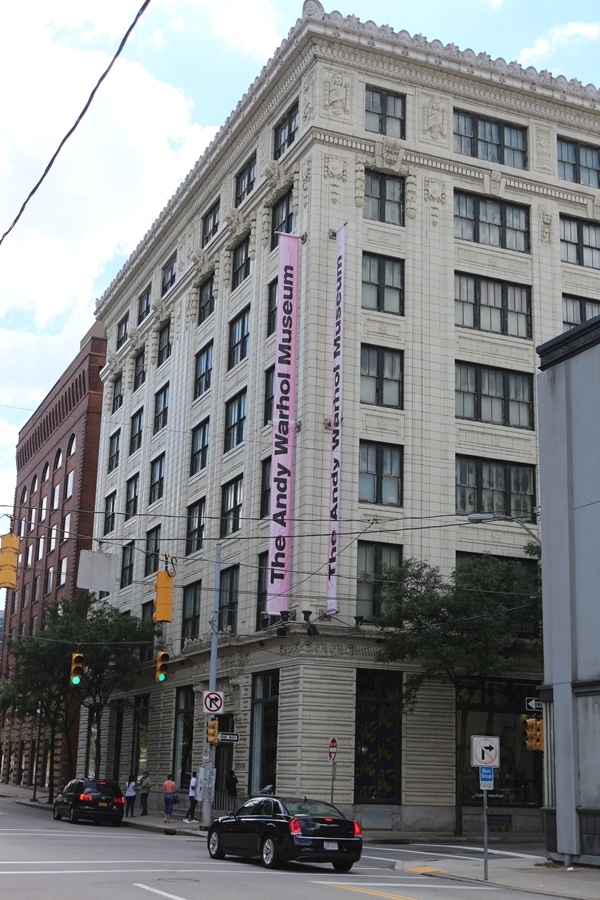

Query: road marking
(325, 887), (419, 899)
(134, 885), (189, 900)
(404, 866), (447, 874)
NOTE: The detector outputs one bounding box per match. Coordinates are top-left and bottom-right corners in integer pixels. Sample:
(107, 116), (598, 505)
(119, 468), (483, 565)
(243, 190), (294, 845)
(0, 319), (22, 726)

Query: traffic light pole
(202, 543), (221, 828)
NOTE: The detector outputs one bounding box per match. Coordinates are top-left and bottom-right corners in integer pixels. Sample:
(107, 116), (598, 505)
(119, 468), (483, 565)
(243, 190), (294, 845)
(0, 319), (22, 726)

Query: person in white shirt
(183, 771), (198, 823)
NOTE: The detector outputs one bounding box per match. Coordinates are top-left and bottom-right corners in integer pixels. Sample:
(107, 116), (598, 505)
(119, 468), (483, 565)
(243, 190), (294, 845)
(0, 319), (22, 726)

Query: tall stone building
(85, 2), (600, 832)
(0, 323), (106, 788)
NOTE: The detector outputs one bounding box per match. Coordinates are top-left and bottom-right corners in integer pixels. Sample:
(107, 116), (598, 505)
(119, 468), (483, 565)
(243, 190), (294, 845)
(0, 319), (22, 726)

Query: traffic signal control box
(0, 532), (19, 589)
(153, 570), (174, 623)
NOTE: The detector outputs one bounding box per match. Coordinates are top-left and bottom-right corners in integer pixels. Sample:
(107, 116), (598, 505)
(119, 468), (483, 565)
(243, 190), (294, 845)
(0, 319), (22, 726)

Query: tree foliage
(374, 553), (542, 834)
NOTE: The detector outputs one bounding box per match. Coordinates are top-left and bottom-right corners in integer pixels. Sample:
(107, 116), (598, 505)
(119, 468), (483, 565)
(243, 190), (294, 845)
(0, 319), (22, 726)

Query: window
(186, 499), (205, 555)
(108, 429), (121, 472)
(104, 492), (116, 535)
(563, 294), (600, 331)
(221, 475), (243, 537)
(149, 454), (165, 504)
(31, 475), (38, 495)
(256, 551), (270, 630)
(116, 314), (129, 349)
(129, 408), (143, 454)
(228, 307), (250, 369)
(361, 253), (404, 315)
(360, 345), (403, 408)
(45, 566), (54, 595)
(145, 526), (161, 576)
(112, 374), (123, 412)
(28, 506), (36, 531)
(67, 434), (76, 457)
(125, 474), (139, 520)
(49, 523), (57, 551)
(236, 153), (256, 206)
(365, 86), (405, 138)
(202, 200), (220, 247)
(455, 362), (534, 429)
(58, 557), (68, 586)
(134, 350), (145, 391)
(264, 366), (275, 426)
(357, 541), (402, 620)
(153, 383), (169, 434)
(26, 544), (33, 568)
(40, 495), (47, 522)
(454, 111), (526, 168)
(271, 189), (295, 249)
(52, 483), (61, 510)
(33, 575), (41, 603)
(54, 448), (63, 470)
(121, 542), (135, 588)
(359, 441), (403, 506)
(260, 457), (271, 518)
(454, 192), (529, 252)
(560, 216), (600, 269)
(190, 419), (210, 475)
(61, 513), (71, 542)
(273, 101), (298, 159)
(138, 285), (151, 323)
(157, 320), (171, 366)
(36, 535), (44, 561)
(182, 581), (202, 643)
(198, 275), (215, 324)
(454, 273), (531, 338)
(232, 236), (251, 289)
(65, 470), (74, 500)
(456, 455), (535, 521)
(194, 342), (213, 399)
(558, 138), (600, 187)
(42, 463), (49, 483)
(161, 254), (177, 295)
(219, 565), (239, 632)
(267, 280), (277, 336)
(224, 390), (247, 451)
(364, 171), (404, 225)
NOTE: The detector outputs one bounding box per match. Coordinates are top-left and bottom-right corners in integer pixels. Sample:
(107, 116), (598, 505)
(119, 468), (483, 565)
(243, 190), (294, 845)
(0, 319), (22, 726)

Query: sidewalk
(4, 781), (600, 899)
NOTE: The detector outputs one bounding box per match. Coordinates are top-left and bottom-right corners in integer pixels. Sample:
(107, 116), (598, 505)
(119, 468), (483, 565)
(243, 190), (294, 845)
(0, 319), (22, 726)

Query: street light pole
(466, 512), (541, 545)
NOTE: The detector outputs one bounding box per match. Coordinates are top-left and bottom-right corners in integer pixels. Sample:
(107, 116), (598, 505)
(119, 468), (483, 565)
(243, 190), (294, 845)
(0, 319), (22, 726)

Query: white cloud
(164, 0), (286, 59)
(520, 21), (600, 67)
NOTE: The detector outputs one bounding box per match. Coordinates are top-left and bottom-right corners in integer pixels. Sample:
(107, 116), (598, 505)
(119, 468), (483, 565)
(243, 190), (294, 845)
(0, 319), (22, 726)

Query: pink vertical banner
(267, 234), (300, 615)
(326, 225), (345, 615)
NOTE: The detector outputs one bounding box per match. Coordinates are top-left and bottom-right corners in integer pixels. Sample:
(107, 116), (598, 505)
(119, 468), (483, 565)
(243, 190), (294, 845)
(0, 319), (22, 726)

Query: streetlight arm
(466, 513), (541, 545)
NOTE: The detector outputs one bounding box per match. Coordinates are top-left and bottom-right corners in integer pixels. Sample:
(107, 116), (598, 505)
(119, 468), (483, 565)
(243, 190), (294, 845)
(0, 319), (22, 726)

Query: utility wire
(0, 0), (153, 249)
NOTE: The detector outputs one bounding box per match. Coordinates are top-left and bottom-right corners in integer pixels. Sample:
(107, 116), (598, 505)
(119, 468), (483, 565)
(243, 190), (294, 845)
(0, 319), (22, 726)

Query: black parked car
(207, 795), (362, 871)
(53, 779), (124, 826)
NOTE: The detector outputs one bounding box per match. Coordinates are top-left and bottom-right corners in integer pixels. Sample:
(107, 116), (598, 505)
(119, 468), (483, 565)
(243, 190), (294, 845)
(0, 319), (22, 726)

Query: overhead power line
(0, 0), (153, 249)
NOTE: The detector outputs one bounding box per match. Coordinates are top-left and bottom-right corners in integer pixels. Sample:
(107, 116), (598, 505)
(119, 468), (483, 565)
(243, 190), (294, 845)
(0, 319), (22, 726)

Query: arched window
(54, 449), (63, 470)
(20, 485), (28, 505)
(42, 463), (50, 483)
(31, 475), (38, 494)
(67, 433), (76, 457)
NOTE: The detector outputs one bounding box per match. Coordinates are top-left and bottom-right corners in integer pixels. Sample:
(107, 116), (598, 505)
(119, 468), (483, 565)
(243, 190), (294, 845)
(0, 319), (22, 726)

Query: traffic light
(155, 650), (169, 683)
(153, 570), (174, 623)
(70, 651), (84, 686)
(0, 532), (19, 589)
(207, 718), (219, 744)
(534, 717), (544, 752)
(523, 717), (538, 750)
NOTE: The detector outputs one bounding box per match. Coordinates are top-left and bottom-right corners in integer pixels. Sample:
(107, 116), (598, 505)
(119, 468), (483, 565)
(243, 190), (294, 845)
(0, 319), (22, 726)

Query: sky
(1, 0), (600, 605)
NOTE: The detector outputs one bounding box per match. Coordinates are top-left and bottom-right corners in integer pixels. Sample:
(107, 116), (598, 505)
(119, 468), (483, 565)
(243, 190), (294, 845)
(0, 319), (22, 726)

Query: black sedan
(53, 778), (124, 826)
(207, 795), (362, 871)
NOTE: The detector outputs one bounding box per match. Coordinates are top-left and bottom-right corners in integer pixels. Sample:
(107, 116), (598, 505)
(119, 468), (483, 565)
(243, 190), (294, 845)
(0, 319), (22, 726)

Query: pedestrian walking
(183, 770), (198, 823)
(225, 769), (238, 812)
(162, 773), (177, 824)
(124, 774), (137, 817)
(139, 771), (153, 816)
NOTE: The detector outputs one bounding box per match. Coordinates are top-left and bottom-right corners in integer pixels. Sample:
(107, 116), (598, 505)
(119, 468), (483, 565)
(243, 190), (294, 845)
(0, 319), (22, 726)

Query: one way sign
(470, 735), (500, 768)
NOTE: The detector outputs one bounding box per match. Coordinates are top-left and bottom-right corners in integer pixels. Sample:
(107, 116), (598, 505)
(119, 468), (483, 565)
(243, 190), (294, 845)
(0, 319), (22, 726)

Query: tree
(375, 554), (541, 835)
(0, 592), (156, 794)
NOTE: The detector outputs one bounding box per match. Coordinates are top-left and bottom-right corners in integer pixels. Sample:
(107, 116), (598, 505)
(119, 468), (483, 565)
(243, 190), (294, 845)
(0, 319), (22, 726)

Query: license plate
(98, 802), (108, 807)
(324, 841), (338, 851)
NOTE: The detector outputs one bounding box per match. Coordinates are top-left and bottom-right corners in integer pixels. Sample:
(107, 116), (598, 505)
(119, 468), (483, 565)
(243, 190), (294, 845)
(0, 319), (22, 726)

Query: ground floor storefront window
(250, 670), (279, 794)
(354, 668), (402, 803)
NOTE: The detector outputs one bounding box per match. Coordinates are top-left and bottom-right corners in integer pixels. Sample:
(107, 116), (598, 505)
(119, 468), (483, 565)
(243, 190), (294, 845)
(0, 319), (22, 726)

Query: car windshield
(283, 799), (345, 818)
(83, 781), (122, 797)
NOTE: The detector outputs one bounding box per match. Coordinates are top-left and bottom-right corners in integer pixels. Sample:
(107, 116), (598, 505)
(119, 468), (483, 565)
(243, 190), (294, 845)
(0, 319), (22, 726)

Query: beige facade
(84, 1), (600, 830)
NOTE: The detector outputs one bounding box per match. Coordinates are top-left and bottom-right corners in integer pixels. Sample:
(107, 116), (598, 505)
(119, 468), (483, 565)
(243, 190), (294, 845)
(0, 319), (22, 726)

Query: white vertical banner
(326, 225), (345, 615)
(267, 234), (300, 615)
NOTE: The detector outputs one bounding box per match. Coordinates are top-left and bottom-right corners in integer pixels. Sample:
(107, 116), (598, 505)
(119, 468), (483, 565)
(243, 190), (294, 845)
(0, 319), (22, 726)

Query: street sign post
(202, 690), (224, 715)
(479, 766), (494, 790)
(525, 697), (543, 712)
(471, 737), (500, 882)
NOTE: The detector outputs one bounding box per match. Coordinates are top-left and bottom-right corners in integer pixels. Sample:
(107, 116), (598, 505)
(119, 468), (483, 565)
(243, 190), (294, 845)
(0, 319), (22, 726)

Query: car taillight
(289, 817), (302, 834)
(115, 796), (125, 805)
(353, 820), (362, 836)
(79, 794), (93, 802)
(324, 817), (333, 822)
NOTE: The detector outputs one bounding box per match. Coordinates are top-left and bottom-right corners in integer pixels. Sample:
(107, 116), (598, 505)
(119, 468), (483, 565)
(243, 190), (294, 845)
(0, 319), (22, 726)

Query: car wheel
(52, 804), (62, 821)
(261, 835), (280, 869)
(332, 859), (353, 872)
(68, 805), (79, 824)
(208, 829), (225, 859)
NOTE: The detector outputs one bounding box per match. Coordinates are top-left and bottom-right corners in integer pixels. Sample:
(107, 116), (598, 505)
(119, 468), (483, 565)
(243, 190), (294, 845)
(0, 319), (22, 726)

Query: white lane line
(134, 886), (189, 900)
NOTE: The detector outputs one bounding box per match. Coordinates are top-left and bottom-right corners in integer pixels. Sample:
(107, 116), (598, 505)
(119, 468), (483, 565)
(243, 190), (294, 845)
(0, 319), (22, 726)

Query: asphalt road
(0, 794), (567, 900)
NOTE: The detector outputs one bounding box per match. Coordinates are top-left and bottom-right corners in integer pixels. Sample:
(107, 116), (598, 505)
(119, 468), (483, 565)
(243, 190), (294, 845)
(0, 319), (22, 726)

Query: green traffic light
(71, 675), (81, 686)
(157, 672), (167, 682)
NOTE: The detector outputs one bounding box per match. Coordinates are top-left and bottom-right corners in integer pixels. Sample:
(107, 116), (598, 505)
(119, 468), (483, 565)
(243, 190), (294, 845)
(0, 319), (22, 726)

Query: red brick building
(0, 322), (106, 789)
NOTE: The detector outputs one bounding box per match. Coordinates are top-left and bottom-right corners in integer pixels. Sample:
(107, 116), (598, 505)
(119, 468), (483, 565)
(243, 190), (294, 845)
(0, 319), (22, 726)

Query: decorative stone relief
(424, 178), (446, 226)
(423, 96), (447, 142)
(302, 71), (315, 124)
(324, 70), (350, 118)
(293, 169), (300, 218)
(540, 209), (552, 243)
(222, 245), (232, 286)
(302, 0), (325, 18)
(301, 159), (312, 207)
(224, 207), (251, 245)
(324, 155), (347, 205)
(489, 169), (503, 195)
(264, 159), (287, 205)
(382, 137), (404, 170)
(405, 166), (417, 219)
(535, 126), (553, 174)
(355, 158), (366, 207)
